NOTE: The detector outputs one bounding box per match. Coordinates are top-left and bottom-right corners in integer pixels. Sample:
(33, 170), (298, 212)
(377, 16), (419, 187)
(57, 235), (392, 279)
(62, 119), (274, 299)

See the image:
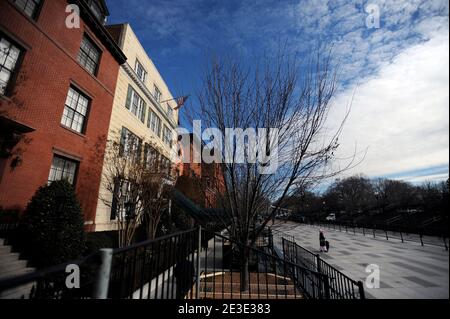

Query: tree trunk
(240, 246), (250, 292)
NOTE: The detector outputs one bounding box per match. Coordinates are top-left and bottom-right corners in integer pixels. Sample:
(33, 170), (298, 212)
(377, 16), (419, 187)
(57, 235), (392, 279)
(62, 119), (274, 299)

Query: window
(12, 0), (42, 19)
(162, 125), (172, 147)
(61, 87), (89, 133)
(120, 127), (142, 161)
(0, 36), (22, 95)
(110, 179), (135, 221)
(144, 143), (159, 170)
(147, 109), (161, 137)
(48, 155), (78, 185)
(135, 59), (147, 83)
(125, 85), (146, 123)
(167, 104), (174, 118)
(78, 36), (101, 75)
(86, 0), (105, 23)
(160, 156), (171, 175)
(154, 85), (162, 103)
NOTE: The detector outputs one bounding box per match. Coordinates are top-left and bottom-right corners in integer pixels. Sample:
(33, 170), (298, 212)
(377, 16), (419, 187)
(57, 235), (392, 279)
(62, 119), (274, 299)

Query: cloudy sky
(107, 0), (449, 184)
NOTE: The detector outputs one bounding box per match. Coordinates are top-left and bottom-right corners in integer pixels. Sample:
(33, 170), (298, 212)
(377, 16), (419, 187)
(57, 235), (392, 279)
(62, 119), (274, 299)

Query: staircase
(0, 239), (36, 299)
(192, 272), (303, 299)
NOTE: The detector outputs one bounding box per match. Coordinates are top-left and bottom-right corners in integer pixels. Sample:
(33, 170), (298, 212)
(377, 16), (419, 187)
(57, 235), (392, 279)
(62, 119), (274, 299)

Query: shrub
(19, 180), (86, 268)
(85, 231), (117, 255)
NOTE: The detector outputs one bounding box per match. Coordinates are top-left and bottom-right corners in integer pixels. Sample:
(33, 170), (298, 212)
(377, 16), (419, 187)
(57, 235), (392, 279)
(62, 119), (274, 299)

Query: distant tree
(326, 175), (374, 215)
(188, 49), (353, 291)
(101, 131), (178, 247)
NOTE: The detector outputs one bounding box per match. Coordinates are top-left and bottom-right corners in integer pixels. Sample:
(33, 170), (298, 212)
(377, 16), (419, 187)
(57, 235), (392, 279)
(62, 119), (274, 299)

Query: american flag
(174, 96), (189, 110)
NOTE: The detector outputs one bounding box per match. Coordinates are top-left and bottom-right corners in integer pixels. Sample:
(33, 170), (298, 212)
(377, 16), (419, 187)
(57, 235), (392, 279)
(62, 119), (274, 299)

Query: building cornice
(122, 63), (177, 129)
(68, 0), (127, 65)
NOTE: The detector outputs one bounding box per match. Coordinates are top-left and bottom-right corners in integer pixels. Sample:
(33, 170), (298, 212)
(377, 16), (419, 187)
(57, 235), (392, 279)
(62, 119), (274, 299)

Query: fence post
(373, 229), (376, 238)
(420, 233), (424, 247)
(353, 227), (356, 235)
(362, 227), (365, 236)
(196, 226), (202, 299)
(385, 230), (389, 241)
(444, 237), (448, 251)
(400, 232), (404, 243)
(357, 281), (366, 300)
(339, 224), (341, 232)
(93, 248), (113, 299)
(316, 254), (321, 273)
(322, 275), (331, 299)
(345, 225), (348, 233)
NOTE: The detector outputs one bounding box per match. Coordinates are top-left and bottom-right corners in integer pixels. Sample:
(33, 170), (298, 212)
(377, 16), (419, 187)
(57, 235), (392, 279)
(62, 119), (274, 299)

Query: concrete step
(0, 267), (36, 281)
(0, 245), (12, 254)
(0, 282), (35, 299)
(198, 292), (303, 299)
(201, 282), (298, 295)
(0, 252), (20, 263)
(0, 259), (28, 274)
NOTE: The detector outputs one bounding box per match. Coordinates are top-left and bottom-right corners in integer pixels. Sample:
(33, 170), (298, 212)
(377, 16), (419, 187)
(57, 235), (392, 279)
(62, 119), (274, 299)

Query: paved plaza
(272, 221), (449, 299)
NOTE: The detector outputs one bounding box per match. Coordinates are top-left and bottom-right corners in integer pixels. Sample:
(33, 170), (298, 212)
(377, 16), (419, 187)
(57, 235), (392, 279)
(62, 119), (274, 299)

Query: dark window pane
(77, 36), (100, 75)
(61, 87), (90, 133)
(48, 156), (78, 185)
(0, 36), (22, 95)
(13, 0), (41, 19)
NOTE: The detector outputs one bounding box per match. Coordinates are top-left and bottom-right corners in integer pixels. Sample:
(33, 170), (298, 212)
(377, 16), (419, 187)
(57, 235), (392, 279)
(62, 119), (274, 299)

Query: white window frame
(135, 59), (147, 83)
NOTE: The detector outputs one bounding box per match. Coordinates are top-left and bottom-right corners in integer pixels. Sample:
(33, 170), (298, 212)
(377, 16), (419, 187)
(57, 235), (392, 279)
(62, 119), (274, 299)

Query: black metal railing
(0, 222), (18, 245)
(106, 228), (328, 299)
(197, 229), (328, 299)
(0, 253), (100, 299)
(1, 227), (361, 300)
(108, 229), (198, 299)
(281, 237), (317, 272)
(301, 220), (448, 250)
(282, 237), (365, 299)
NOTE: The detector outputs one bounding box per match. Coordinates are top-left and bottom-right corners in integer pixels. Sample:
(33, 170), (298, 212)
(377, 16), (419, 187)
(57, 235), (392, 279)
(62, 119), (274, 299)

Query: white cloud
(326, 26), (449, 181)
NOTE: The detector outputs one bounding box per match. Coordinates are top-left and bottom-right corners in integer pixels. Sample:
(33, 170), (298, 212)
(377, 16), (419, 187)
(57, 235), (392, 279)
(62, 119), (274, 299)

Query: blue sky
(106, 0), (449, 184)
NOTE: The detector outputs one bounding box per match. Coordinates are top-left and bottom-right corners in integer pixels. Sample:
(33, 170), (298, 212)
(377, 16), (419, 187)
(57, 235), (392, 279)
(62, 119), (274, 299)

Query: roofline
(70, 0), (127, 64)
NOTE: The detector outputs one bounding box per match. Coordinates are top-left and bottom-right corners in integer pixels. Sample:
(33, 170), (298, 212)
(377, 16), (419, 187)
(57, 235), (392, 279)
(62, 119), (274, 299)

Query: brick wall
(0, 0), (123, 231)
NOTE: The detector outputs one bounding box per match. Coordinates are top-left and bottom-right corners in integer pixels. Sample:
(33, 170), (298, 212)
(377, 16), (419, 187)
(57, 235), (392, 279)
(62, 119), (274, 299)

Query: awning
(171, 189), (228, 224)
(0, 116), (35, 133)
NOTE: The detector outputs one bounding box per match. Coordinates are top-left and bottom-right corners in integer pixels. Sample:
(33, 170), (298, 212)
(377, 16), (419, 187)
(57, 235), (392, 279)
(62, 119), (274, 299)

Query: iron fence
(0, 253), (100, 299)
(301, 221), (448, 250)
(0, 222), (18, 246)
(281, 237), (365, 299)
(1, 227), (360, 300)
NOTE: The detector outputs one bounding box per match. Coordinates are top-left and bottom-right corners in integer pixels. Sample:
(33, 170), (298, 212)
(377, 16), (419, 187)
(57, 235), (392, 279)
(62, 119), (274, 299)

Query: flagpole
(160, 95), (191, 104)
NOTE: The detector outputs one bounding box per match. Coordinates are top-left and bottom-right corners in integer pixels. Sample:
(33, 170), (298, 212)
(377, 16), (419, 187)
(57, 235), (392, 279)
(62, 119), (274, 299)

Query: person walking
(319, 230), (327, 252)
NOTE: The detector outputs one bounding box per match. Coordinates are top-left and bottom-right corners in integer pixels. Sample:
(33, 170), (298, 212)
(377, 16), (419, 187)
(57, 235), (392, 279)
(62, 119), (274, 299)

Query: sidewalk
(273, 221), (449, 299)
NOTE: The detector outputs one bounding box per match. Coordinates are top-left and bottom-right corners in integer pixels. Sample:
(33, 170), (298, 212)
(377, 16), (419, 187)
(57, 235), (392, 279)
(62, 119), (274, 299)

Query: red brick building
(176, 133), (225, 209)
(0, 0), (126, 230)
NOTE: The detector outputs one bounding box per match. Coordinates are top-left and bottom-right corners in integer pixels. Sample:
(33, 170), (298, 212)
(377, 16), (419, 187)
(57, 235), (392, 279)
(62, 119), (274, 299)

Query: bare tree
(102, 131), (177, 247)
(187, 49), (354, 290)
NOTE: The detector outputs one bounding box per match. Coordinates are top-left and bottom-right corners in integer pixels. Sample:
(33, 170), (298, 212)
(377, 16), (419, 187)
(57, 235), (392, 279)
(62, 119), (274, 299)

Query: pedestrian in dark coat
(319, 230), (327, 252)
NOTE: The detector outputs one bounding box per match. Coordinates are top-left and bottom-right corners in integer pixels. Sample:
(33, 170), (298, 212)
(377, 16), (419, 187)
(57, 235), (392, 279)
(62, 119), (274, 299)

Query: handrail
(281, 237), (365, 299)
(112, 229), (195, 254)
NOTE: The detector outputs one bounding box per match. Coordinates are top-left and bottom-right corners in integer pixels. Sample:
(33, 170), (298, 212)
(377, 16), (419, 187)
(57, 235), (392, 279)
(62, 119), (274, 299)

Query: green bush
(0, 206), (20, 223)
(85, 231), (117, 255)
(19, 180), (86, 268)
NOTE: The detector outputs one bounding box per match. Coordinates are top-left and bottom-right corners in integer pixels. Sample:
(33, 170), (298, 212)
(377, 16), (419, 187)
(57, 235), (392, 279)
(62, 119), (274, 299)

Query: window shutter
(141, 101), (147, 123)
(119, 128), (127, 156)
(125, 86), (133, 109)
(110, 178), (120, 220)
